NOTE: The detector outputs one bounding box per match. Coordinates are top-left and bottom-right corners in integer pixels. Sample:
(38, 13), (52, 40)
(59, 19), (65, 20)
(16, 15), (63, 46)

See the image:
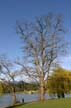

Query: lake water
(0, 93), (71, 108)
(0, 93), (52, 108)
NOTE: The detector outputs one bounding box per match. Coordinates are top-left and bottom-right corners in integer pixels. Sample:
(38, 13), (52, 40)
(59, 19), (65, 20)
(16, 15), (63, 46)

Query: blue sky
(0, 0), (71, 70)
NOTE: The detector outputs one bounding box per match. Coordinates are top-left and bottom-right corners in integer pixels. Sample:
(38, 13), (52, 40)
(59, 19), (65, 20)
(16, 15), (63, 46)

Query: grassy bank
(7, 98), (71, 108)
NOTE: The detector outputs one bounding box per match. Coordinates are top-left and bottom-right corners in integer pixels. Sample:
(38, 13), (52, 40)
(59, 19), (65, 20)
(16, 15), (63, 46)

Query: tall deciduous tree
(16, 13), (67, 100)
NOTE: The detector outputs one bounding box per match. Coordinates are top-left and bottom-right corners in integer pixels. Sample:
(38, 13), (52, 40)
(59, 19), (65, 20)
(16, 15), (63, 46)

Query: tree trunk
(61, 91), (65, 98)
(40, 80), (45, 101)
(57, 91), (65, 98)
(12, 87), (17, 104)
(12, 93), (16, 104)
(57, 93), (61, 98)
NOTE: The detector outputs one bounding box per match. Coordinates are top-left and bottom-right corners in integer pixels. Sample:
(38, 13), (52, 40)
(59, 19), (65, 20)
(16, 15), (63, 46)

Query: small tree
(47, 67), (71, 98)
(16, 13), (67, 100)
(0, 55), (20, 104)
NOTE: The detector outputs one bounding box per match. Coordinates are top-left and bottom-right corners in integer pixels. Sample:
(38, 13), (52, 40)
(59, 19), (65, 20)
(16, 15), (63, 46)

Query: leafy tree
(47, 67), (71, 98)
(16, 13), (67, 100)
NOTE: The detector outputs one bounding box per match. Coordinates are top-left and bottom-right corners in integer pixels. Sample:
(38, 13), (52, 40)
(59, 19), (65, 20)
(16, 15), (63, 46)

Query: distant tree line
(0, 81), (39, 94)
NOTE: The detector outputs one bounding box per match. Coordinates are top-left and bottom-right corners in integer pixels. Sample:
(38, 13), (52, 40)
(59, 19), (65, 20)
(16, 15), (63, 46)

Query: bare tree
(16, 13), (67, 100)
(0, 55), (20, 104)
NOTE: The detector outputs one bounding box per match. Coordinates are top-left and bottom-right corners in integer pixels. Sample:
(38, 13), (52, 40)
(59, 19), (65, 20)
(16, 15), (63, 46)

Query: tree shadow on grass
(6, 102), (27, 108)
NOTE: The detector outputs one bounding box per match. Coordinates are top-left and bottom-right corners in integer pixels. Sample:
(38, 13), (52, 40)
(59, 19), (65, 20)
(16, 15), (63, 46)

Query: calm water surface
(0, 93), (71, 108)
(0, 93), (51, 108)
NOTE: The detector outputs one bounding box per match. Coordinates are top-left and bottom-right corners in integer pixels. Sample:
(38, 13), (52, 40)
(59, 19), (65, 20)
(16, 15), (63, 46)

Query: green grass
(8, 98), (71, 108)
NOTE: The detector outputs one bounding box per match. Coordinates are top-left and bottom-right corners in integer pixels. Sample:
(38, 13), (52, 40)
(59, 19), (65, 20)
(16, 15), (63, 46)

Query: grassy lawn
(8, 98), (71, 108)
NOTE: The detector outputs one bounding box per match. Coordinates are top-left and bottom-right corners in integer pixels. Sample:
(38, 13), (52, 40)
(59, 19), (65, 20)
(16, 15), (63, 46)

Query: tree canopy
(16, 13), (67, 100)
(47, 67), (71, 98)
